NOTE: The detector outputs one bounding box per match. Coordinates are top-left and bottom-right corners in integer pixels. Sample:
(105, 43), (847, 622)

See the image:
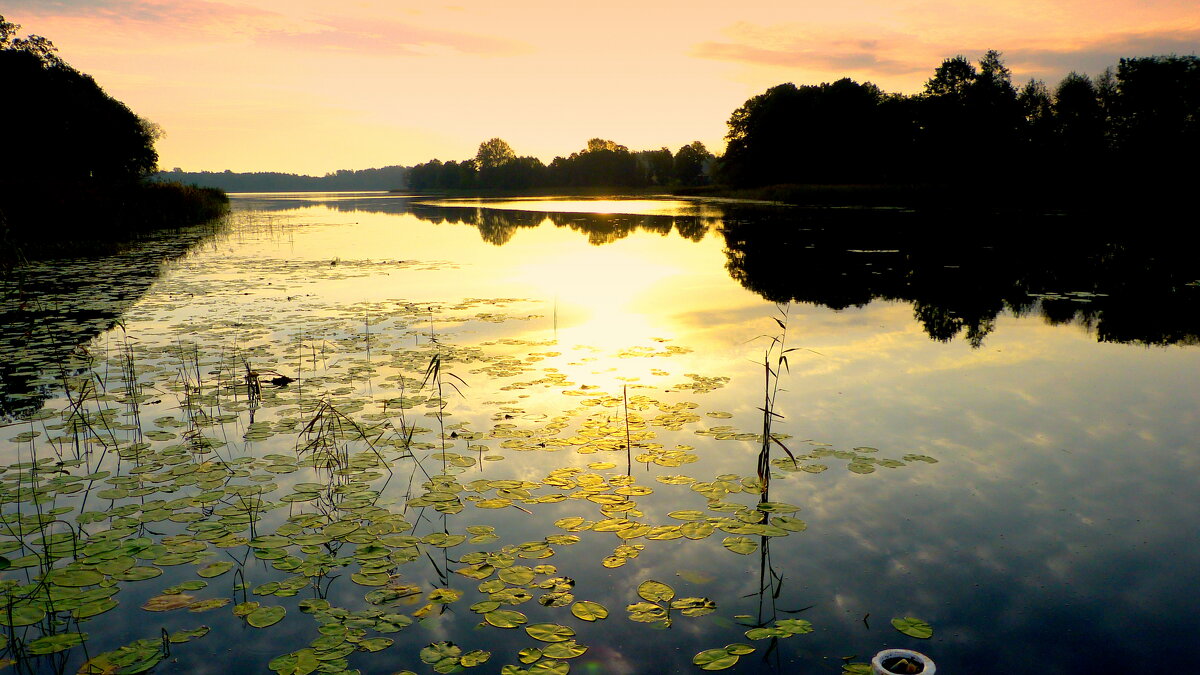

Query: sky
(6, 0), (1198, 174)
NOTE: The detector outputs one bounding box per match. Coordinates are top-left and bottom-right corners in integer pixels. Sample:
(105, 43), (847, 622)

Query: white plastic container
(871, 649), (936, 675)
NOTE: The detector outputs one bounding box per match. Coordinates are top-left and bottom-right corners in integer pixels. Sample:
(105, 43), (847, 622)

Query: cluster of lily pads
(2, 217), (939, 674)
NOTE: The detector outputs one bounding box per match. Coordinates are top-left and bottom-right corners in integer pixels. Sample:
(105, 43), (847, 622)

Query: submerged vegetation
(0, 15), (228, 259)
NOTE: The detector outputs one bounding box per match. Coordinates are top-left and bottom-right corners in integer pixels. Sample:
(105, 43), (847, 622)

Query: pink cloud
(262, 17), (532, 57)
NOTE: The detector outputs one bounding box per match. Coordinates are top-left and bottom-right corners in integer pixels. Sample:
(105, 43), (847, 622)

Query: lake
(2, 192), (1198, 675)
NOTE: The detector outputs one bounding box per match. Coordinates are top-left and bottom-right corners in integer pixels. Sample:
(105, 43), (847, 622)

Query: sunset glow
(6, 0), (1197, 173)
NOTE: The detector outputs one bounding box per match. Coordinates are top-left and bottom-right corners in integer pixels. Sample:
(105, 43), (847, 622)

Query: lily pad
(721, 536), (758, 555)
(525, 623), (575, 643)
(637, 580), (675, 602)
(247, 605), (286, 628)
(693, 649), (739, 671)
(891, 616), (933, 639)
(570, 600), (608, 621)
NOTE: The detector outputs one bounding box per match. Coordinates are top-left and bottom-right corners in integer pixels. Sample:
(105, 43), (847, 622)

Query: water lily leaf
(724, 644), (755, 655)
(269, 649), (321, 675)
(114, 566), (163, 581)
(188, 598), (230, 612)
(28, 632), (87, 655)
(721, 537), (758, 555)
(168, 626), (211, 643)
(518, 647), (542, 664)
(233, 601), (260, 616)
(429, 588), (463, 604)
(891, 616), (933, 639)
(668, 510), (707, 521)
(197, 561), (234, 578)
(755, 501), (800, 513)
(247, 605), (286, 628)
(680, 522), (714, 539)
(484, 609), (527, 628)
(842, 664), (873, 674)
(45, 568), (103, 587)
(357, 637), (393, 652)
(525, 623), (575, 643)
(498, 566), (535, 585)
(671, 597), (717, 616)
(0, 604), (44, 627)
(745, 627), (790, 640)
(637, 580), (675, 602)
(775, 618), (813, 634)
(420, 642), (462, 664)
(528, 660), (568, 674)
(541, 640), (587, 659)
(142, 594), (194, 611)
(693, 649), (739, 671)
(459, 650), (491, 666)
(570, 601), (608, 621)
(74, 598), (119, 619)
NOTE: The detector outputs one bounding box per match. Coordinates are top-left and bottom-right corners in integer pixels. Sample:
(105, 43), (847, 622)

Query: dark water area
(0, 221), (225, 419)
(1, 193), (1197, 675)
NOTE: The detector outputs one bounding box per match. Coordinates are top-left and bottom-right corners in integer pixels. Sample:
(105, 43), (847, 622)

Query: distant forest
(154, 166), (408, 193)
(407, 50), (1199, 198)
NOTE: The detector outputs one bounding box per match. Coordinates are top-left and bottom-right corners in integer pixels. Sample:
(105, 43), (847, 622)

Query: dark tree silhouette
(673, 141), (713, 186)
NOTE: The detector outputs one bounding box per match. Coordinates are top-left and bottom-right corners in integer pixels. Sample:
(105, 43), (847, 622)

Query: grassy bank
(1, 180), (229, 262)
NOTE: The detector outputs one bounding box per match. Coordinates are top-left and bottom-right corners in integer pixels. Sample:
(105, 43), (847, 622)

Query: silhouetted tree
(1, 15), (158, 186)
(1053, 72), (1105, 176)
(1108, 55), (1200, 182)
(673, 141), (713, 186)
(475, 138), (517, 170)
(636, 148), (674, 185)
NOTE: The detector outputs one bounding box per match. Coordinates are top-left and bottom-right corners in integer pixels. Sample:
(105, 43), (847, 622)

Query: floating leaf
(724, 644), (755, 655)
(197, 561), (234, 578)
(637, 580), (675, 602)
(74, 598), (119, 619)
(358, 637), (393, 652)
(498, 566), (535, 585)
(693, 649), (739, 671)
(460, 650), (491, 666)
(775, 618), (813, 634)
(142, 594), (194, 611)
(188, 598), (230, 612)
(721, 537), (758, 555)
(842, 664), (873, 674)
(671, 597), (717, 617)
(541, 640), (587, 659)
(168, 626), (211, 643)
(680, 522), (714, 539)
(891, 616), (933, 639)
(247, 605), (286, 628)
(45, 568), (103, 588)
(28, 632), (87, 655)
(525, 623), (575, 643)
(420, 642), (463, 664)
(518, 647), (542, 663)
(484, 610), (527, 628)
(570, 601), (608, 621)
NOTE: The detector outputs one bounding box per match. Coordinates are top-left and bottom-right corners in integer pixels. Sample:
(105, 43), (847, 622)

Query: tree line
(407, 138), (715, 191)
(154, 166), (409, 193)
(719, 50), (1199, 193)
(406, 50), (1197, 200)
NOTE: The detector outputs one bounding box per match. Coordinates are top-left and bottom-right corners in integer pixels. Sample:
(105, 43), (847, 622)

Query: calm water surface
(2, 193), (1197, 674)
